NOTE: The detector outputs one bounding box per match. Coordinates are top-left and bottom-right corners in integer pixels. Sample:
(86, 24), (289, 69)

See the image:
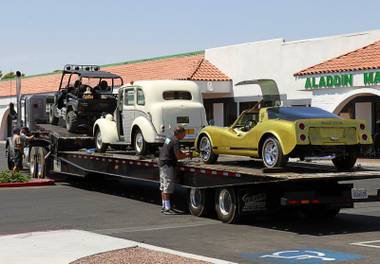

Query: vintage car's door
(226, 112), (260, 156)
(122, 87), (136, 144)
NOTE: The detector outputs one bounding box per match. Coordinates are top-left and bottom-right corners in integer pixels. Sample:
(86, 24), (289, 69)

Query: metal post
(15, 71), (22, 127)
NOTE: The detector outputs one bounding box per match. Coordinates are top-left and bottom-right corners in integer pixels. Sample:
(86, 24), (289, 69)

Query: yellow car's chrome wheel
(262, 136), (288, 168)
(199, 136), (218, 164)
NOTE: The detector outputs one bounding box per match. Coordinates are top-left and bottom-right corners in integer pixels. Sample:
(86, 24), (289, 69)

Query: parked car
(195, 79), (372, 171)
(93, 80), (207, 155)
(48, 64), (123, 133)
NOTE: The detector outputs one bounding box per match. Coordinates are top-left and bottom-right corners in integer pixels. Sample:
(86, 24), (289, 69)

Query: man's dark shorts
(13, 149), (23, 168)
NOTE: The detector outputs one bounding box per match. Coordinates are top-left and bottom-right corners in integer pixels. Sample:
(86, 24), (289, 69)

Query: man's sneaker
(160, 207), (165, 213)
(162, 208), (178, 215)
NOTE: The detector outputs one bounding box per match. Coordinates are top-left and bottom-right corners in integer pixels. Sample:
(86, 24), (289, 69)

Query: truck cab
(93, 80), (207, 155)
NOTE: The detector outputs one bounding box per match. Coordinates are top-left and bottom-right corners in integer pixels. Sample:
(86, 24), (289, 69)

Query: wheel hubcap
(190, 189), (202, 209)
(135, 133), (144, 153)
(199, 137), (211, 161)
(264, 140), (278, 167)
(219, 189), (232, 216)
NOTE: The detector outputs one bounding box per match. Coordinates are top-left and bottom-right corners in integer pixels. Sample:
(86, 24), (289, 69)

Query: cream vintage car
(93, 80), (207, 154)
(195, 79), (372, 170)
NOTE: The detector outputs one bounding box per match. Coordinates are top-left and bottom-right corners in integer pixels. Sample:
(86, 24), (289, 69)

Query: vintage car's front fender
(93, 116), (118, 144)
(131, 116), (161, 143)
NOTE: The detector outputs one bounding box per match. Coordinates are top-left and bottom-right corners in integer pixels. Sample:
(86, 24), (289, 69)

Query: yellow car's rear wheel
(262, 136), (288, 168)
(332, 151), (357, 171)
(199, 136), (218, 164)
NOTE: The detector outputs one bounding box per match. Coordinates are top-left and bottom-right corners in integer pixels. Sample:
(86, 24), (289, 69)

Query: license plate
(351, 188), (368, 199)
(185, 129), (194, 135)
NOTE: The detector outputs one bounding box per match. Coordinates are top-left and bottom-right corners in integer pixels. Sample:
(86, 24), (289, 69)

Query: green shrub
(0, 171), (30, 183)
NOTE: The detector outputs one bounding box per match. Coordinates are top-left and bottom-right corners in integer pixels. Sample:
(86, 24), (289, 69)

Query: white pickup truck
(93, 80), (207, 154)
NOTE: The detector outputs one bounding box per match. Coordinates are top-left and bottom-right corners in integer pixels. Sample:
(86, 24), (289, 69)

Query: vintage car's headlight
(298, 123), (305, 130)
(362, 134), (368, 141)
(360, 123), (365, 130)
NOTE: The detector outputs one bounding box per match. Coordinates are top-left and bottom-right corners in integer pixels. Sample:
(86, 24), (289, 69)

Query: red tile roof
(294, 40), (380, 76)
(0, 52), (230, 98)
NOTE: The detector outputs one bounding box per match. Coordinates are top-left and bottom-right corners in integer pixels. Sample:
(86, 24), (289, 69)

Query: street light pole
(15, 71), (22, 127)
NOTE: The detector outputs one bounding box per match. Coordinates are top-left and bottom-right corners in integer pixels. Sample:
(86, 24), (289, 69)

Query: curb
(0, 179), (55, 188)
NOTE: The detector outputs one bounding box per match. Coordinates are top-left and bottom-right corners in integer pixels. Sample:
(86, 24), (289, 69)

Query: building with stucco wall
(2, 30), (380, 140)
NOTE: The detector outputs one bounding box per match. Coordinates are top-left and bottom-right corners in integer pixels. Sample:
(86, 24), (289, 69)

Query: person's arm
(174, 140), (190, 160)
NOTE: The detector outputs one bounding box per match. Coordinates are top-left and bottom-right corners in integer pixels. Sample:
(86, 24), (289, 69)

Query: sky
(1, 0), (380, 76)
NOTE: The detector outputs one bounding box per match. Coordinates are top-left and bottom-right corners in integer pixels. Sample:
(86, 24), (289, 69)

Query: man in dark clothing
(12, 127), (23, 173)
(159, 126), (191, 215)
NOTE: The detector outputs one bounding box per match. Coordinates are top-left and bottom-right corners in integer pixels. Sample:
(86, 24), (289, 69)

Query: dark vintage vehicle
(49, 64), (123, 133)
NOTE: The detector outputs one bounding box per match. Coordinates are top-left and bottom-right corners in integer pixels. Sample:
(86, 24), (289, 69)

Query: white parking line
(350, 240), (380, 249)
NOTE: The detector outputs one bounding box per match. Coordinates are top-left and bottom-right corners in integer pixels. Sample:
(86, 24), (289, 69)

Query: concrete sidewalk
(0, 229), (235, 264)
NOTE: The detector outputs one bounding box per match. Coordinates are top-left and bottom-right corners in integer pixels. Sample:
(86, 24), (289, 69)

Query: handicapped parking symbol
(261, 250), (335, 261)
(241, 248), (364, 263)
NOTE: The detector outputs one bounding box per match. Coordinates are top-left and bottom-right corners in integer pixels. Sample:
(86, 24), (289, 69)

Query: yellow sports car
(195, 79), (372, 171)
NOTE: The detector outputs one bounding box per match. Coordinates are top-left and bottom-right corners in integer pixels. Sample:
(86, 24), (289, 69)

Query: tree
(1, 71), (26, 80)
(0, 70), (2, 78)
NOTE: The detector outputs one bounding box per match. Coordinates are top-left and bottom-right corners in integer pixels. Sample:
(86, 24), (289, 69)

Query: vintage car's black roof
(64, 70), (121, 79)
(267, 107), (340, 121)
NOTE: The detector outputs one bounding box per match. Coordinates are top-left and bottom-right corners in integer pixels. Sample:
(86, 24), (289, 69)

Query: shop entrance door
(213, 103), (224, 127)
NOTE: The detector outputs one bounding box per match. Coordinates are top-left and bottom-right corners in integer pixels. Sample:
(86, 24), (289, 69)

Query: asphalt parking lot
(1, 142), (380, 264)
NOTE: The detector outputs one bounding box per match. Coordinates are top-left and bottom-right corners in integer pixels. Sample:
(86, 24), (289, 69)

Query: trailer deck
(30, 123), (380, 223)
(55, 150), (380, 188)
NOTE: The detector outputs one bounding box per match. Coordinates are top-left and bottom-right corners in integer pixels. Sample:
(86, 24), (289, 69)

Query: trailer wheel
(199, 136), (218, 164)
(29, 146), (46, 178)
(6, 144), (14, 170)
(66, 111), (79, 133)
(261, 136), (288, 168)
(215, 188), (238, 223)
(95, 129), (109, 152)
(134, 128), (148, 155)
(49, 107), (59, 125)
(188, 188), (213, 217)
(332, 151), (357, 171)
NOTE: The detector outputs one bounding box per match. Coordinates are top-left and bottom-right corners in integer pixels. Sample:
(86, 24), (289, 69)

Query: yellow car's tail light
(362, 134), (368, 141)
(298, 123), (305, 130)
(360, 123), (366, 130)
(300, 134), (306, 141)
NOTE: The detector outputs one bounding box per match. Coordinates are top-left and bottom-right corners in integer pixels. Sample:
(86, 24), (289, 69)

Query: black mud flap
(237, 188), (271, 216)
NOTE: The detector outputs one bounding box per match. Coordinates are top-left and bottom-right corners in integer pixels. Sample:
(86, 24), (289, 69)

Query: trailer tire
(29, 146), (46, 178)
(199, 136), (218, 164)
(66, 111), (79, 133)
(49, 108), (59, 125)
(188, 188), (213, 217)
(95, 129), (108, 152)
(215, 188), (238, 223)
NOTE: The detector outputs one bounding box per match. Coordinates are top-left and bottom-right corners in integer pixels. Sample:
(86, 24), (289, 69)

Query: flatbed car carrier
(29, 124), (380, 223)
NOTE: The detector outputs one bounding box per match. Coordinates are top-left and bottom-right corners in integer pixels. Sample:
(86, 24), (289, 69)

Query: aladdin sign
(304, 71), (380, 90)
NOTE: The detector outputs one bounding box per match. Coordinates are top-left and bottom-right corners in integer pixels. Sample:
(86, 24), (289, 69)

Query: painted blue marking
(240, 248), (364, 264)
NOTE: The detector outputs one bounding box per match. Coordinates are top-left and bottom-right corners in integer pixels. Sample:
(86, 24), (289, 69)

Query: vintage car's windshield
(234, 112), (259, 127)
(267, 107), (340, 121)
